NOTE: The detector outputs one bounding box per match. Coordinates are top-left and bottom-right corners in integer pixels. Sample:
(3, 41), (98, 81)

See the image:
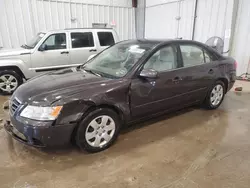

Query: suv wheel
(204, 80), (225, 109)
(0, 70), (23, 94)
(76, 108), (121, 153)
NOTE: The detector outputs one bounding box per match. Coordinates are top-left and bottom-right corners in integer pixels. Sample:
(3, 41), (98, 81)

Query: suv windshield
(23, 32), (45, 49)
(83, 42), (151, 78)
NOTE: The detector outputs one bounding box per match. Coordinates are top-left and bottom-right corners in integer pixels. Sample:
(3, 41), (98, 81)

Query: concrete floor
(0, 81), (250, 188)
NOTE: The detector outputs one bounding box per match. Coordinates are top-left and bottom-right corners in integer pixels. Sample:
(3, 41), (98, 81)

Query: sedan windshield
(22, 32), (45, 49)
(83, 42), (151, 78)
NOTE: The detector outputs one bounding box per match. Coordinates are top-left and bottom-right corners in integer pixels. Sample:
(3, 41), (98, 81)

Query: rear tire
(0, 70), (23, 94)
(75, 108), (121, 153)
(204, 81), (225, 109)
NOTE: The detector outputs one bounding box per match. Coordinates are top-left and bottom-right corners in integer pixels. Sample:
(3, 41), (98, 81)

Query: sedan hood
(13, 68), (111, 105)
(0, 48), (31, 58)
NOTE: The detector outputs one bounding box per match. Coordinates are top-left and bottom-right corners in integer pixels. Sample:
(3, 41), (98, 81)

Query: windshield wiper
(21, 44), (32, 49)
(82, 67), (102, 77)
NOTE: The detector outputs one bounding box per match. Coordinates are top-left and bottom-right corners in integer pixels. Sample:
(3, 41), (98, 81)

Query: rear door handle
(208, 69), (214, 74)
(89, 49), (97, 52)
(61, 51), (69, 54)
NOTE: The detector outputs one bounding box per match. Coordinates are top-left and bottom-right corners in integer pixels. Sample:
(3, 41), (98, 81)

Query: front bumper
(4, 115), (76, 147)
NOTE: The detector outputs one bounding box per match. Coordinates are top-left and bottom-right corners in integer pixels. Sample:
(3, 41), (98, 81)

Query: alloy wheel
(210, 84), (224, 106)
(0, 74), (18, 93)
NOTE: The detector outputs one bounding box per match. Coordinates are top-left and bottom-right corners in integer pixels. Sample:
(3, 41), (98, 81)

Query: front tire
(204, 81), (225, 109)
(0, 70), (23, 94)
(75, 108), (121, 153)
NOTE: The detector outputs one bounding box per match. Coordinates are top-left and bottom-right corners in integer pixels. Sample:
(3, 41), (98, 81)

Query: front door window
(42, 33), (66, 50)
(143, 46), (177, 72)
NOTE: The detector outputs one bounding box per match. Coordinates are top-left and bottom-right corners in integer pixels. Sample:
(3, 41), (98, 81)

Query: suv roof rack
(64, 27), (113, 30)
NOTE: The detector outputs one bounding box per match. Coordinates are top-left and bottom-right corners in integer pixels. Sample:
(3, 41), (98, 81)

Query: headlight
(20, 105), (63, 121)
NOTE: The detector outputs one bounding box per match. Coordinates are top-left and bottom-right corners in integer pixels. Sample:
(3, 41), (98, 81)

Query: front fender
(54, 80), (131, 125)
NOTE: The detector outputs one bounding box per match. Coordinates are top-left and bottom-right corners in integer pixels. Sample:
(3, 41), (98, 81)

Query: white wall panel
(145, 2), (179, 39)
(193, 0), (233, 43)
(146, 0), (180, 7)
(178, 0), (195, 39)
(231, 0), (250, 75)
(145, 0), (195, 39)
(0, 0), (135, 48)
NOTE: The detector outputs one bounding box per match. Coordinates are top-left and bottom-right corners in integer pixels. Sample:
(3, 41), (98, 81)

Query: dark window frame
(71, 32), (94, 49)
(97, 32), (115, 46)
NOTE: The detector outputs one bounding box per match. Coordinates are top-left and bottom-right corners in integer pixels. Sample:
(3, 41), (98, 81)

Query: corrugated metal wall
(231, 0), (250, 75)
(144, 0), (247, 74)
(145, 0), (233, 41)
(0, 0), (135, 48)
(177, 0), (196, 39)
(194, 0), (234, 54)
(145, 0), (195, 39)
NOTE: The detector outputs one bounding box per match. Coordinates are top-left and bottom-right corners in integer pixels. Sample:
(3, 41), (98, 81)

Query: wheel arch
(70, 103), (126, 144)
(83, 104), (125, 124)
(0, 65), (26, 79)
(216, 77), (229, 93)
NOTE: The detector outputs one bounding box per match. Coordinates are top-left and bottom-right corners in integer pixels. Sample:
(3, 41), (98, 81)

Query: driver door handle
(61, 51), (69, 54)
(89, 49), (97, 52)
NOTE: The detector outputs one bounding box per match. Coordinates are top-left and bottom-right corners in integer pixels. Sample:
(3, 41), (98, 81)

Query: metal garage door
(145, 0), (195, 39)
(231, 0), (250, 76)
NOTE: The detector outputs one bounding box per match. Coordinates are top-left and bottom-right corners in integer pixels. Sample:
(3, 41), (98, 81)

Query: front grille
(10, 98), (21, 115)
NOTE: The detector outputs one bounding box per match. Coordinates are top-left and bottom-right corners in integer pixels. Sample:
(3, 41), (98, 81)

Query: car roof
(119, 39), (207, 48)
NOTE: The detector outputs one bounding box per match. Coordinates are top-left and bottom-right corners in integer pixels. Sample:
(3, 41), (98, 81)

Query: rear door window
(97, 32), (115, 46)
(180, 45), (205, 67)
(71, 32), (94, 48)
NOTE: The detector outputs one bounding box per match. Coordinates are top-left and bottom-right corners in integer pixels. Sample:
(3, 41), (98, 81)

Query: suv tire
(0, 70), (23, 94)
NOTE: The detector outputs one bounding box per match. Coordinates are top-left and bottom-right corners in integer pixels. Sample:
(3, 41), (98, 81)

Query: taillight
(234, 61), (237, 69)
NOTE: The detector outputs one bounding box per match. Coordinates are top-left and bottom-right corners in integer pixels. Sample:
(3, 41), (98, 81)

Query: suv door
(31, 33), (70, 72)
(130, 45), (188, 118)
(69, 32), (97, 65)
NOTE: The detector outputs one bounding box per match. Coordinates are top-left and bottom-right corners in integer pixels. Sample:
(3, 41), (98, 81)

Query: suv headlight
(20, 105), (63, 121)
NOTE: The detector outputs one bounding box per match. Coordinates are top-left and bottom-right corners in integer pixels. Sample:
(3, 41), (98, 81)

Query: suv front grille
(10, 98), (21, 115)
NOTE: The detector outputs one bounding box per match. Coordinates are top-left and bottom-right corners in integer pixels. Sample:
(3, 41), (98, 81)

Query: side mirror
(139, 69), (158, 79)
(87, 54), (97, 61)
(39, 44), (48, 51)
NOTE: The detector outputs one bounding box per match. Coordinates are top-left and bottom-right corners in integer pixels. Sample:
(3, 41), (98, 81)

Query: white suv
(0, 28), (119, 93)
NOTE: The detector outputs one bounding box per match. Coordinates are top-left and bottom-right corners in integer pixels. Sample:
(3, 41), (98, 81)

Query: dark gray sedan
(5, 39), (236, 152)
